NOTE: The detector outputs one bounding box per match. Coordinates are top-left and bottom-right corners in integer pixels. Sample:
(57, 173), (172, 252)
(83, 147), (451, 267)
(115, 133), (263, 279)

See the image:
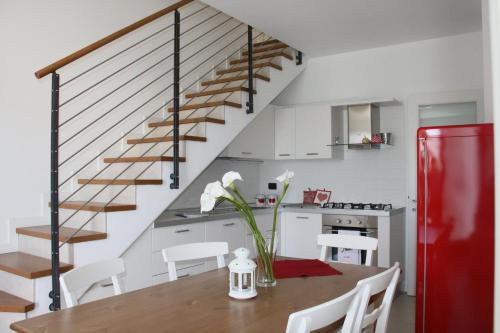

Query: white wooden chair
(286, 286), (362, 333)
(162, 242), (229, 281)
(353, 262), (400, 333)
(318, 234), (379, 266)
(60, 258), (125, 308)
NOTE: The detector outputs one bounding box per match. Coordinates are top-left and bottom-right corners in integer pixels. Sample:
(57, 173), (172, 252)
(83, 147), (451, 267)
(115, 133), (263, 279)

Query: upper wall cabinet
(275, 105), (344, 160)
(275, 107), (296, 159)
(295, 105), (335, 159)
(226, 105), (275, 160)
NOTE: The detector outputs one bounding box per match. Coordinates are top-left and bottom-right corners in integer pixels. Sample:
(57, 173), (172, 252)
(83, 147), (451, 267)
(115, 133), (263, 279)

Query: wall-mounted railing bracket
(296, 50), (303, 65)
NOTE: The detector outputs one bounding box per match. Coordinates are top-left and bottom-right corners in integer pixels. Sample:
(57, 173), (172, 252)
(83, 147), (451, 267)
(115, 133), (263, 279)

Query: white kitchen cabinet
(281, 212), (322, 259)
(152, 222), (205, 252)
(274, 107), (295, 159)
(295, 105), (334, 159)
(227, 105), (275, 159)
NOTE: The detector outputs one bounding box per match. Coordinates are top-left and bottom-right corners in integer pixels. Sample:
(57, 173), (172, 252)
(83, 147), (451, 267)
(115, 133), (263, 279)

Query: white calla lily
(276, 170), (294, 184)
(200, 193), (216, 212)
(204, 181), (231, 198)
(222, 171), (243, 188)
(200, 181), (233, 212)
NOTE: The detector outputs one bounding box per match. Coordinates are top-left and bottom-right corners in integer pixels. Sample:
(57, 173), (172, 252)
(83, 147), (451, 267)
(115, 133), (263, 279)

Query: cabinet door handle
(279, 153), (290, 156)
(296, 216), (310, 219)
(241, 152), (252, 155)
(306, 153), (319, 156)
(178, 273), (190, 279)
(223, 222), (235, 227)
(175, 229), (191, 233)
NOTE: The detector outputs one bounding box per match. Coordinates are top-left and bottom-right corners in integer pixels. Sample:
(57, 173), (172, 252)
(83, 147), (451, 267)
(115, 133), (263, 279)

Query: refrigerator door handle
(422, 140), (428, 332)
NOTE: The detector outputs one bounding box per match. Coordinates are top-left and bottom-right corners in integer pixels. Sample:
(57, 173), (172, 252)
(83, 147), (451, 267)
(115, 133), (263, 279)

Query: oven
(322, 215), (378, 266)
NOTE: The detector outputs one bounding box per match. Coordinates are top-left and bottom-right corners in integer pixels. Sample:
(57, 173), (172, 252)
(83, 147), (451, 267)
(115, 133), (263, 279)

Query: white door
(275, 108), (295, 159)
(406, 91), (483, 295)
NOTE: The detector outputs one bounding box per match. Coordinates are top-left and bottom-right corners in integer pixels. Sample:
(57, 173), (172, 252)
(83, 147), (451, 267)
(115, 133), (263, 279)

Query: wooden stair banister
(34, 0), (194, 79)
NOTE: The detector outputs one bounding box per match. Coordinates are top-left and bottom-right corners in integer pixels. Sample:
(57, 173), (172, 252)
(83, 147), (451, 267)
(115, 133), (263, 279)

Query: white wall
(482, 0), (500, 331)
(263, 32), (483, 205)
(0, 0), (178, 244)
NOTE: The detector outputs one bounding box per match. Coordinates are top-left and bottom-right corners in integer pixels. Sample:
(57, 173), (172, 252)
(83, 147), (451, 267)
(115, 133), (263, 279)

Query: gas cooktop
(322, 202), (393, 211)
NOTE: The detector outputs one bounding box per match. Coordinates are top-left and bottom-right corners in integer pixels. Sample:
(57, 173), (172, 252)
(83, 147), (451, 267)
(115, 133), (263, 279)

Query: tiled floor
(387, 294), (415, 333)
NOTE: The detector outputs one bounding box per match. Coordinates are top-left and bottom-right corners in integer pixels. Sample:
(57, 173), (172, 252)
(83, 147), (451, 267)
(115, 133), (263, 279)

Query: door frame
(405, 89), (484, 296)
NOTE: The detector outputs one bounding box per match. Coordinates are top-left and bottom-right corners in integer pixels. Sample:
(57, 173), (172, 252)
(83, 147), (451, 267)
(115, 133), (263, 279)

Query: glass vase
(253, 233), (278, 287)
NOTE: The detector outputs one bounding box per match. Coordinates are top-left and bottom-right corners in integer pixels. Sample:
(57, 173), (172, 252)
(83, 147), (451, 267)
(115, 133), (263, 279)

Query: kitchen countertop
(154, 204), (406, 228)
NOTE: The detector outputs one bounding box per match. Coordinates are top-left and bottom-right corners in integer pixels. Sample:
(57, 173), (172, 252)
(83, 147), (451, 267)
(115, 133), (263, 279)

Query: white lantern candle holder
(228, 248), (257, 299)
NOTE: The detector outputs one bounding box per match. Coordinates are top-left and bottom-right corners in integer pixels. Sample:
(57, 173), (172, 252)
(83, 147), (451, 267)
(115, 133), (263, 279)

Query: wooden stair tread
(0, 291), (34, 313)
(56, 201), (136, 212)
(0, 252), (73, 279)
(16, 226), (107, 244)
(104, 156), (186, 163)
(78, 179), (163, 185)
(167, 100), (241, 112)
(254, 39), (281, 47)
(216, 62), (282, 75)
(127, 135), (206, 144)
(230, 51), (293, 65)
(201, 73), (269, 86)
(149, 117), (225, 127)
(185, 86), (256, 98)
(243, 43), (288, 56)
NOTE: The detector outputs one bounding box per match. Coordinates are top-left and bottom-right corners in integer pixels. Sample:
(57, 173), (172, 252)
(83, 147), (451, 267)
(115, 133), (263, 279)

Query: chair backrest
(162, 242), (229, 281)
(353, 262), (400, 333)
(60, 258), (125, 308)
(318, 234), (378, 266)
(286, 286), (362, 333)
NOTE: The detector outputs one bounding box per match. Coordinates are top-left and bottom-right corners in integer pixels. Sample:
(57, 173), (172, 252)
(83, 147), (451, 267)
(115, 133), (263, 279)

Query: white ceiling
(201, 0), (482, 57)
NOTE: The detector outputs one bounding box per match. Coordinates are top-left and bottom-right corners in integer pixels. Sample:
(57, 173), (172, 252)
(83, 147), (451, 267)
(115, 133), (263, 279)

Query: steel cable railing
(59, 10), (229, 117)
(57, 26), (253, 192)
(38, 0), (295, 312)
(57, 33), (267, 231)
(59, 50), (275, 245)
(60, 4), (210, 87)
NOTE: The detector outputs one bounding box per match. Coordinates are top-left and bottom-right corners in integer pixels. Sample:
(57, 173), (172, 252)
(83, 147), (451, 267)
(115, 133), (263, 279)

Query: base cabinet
(281, 212), (322, 259)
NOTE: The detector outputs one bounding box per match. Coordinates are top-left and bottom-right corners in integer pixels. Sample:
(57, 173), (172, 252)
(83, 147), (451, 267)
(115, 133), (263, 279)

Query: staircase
(0, 0), (304, 330)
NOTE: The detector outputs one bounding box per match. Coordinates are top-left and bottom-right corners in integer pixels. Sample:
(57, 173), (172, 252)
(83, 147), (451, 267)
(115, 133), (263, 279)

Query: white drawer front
(152, 223), (205, 252)
(205, 218), (245, 252)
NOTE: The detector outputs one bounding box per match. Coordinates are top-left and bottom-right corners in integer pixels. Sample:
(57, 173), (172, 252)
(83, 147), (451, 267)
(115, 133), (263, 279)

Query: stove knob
(346, 220), (352, 225)
(357, 220), (363, 225)
(336, 219), (342, 224)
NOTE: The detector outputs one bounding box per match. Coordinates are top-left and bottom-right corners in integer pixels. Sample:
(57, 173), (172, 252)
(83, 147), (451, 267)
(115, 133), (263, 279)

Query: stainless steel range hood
(347, 104), (380, 148)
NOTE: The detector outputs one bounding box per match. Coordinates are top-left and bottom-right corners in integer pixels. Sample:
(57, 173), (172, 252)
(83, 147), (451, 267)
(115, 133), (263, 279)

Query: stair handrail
(34, 0), (194, 79)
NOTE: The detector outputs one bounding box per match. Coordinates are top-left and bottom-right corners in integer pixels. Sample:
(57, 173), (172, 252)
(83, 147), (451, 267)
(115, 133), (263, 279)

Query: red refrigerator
(416, 123), (494, 333)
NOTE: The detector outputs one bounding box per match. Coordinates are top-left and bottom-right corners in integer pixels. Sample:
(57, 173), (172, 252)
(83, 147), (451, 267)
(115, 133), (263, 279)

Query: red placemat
(273, 259), (342, 279)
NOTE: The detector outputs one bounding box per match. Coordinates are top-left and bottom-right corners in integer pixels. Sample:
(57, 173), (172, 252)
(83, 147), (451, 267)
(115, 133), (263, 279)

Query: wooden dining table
(11, 261), (385, 333)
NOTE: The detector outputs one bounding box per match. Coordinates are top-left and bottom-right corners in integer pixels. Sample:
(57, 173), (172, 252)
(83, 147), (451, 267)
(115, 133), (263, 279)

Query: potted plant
(200, 170), (293, 287)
